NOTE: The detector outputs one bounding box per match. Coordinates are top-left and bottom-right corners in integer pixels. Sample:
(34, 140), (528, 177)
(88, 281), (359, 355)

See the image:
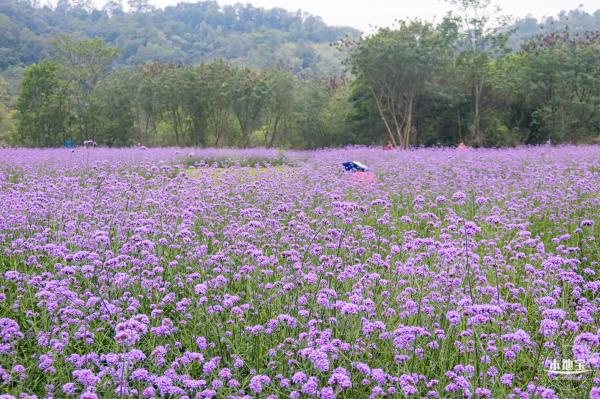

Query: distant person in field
(457, 141), (469, 150)
(385, 140), (394, 150)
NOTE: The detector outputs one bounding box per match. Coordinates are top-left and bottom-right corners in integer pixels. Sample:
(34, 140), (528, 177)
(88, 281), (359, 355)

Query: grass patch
(179, 155), (300, 169)
(186, 165), (292, 179)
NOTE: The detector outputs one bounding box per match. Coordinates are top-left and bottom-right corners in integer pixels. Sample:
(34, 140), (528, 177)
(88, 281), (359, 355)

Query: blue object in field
(64, 140), (76, 148)
(343, 161), (369, 172)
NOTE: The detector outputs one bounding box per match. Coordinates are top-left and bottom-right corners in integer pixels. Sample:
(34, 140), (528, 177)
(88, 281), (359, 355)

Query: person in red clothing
(385, 140), (394, 150)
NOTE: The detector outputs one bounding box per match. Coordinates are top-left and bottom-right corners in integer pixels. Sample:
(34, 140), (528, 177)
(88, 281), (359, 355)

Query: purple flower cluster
(115, 314), (149, 346)
(0, 318), (23, 355)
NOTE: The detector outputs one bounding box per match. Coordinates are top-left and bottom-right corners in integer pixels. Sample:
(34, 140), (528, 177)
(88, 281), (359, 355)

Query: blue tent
(342, 161), (368, 172)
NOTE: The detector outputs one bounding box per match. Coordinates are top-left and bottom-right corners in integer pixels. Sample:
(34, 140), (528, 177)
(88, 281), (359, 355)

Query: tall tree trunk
(268, 114), (281, 148)
(457, 107), (462, 143)
(171, 109), (180, 146)
(473, 81), (483, 147)
(370, 88), (398, 148)
(242, 127), (251, 148)
(403, 94), (414, 149)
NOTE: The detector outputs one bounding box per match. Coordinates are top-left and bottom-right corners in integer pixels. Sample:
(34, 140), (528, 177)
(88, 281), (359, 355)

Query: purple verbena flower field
(0, 146), (599, 399)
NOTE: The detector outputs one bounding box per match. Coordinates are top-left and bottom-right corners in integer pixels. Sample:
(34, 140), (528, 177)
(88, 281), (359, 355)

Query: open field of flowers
(0, 146), (599, 399)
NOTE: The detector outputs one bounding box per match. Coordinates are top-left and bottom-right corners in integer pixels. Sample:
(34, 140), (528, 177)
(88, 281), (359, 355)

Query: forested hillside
(3, 1), (600, 76)
(0, 0), (359, 75)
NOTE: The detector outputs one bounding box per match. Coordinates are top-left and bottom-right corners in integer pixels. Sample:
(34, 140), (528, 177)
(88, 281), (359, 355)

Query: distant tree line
(2, 0), (600, 148)
(344, 0), (600, 148)
(9, 35), (356, 148)
(507, 7), (600, 49)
